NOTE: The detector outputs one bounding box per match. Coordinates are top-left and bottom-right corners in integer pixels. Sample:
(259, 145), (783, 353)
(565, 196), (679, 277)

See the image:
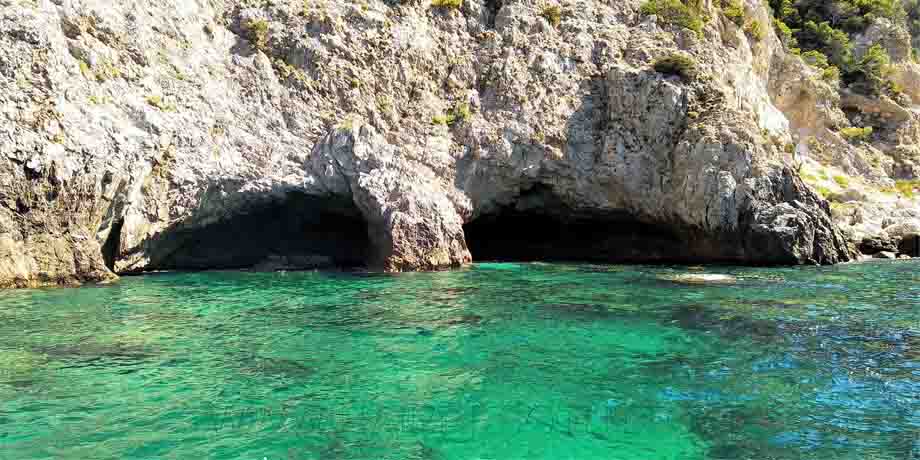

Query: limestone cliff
(0, 0), (895, 288)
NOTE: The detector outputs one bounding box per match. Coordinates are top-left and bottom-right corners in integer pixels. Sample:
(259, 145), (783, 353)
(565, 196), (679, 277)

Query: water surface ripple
(0, 261), (918, 459)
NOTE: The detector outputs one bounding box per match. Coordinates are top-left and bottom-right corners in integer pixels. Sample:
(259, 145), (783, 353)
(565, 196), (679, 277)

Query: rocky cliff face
(0, 0), (890, 288)
(761, 11), (920, 260)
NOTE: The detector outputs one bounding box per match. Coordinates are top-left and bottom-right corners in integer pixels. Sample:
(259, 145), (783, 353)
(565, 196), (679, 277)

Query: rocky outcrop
(760, 13), (920, 259)
(0, 0), (862, 288)
(310, 125), (472, 271)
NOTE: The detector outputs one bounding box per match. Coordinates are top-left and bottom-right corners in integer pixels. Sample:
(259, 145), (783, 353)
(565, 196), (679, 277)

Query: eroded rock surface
(0, 0), (870, 287)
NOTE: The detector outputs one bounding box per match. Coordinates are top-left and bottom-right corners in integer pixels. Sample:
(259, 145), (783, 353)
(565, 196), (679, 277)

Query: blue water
(0, 261), (917, 459)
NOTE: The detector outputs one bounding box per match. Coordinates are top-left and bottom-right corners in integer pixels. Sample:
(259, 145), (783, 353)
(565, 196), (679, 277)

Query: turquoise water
(0, 261), (918, 460)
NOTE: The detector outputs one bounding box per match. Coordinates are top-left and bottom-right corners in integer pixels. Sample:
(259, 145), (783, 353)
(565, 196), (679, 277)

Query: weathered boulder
(858, 234), (900, 255)
(886, 220), (920, 239)
(886, 220), (920, 257)
(892, 63), (920, 105)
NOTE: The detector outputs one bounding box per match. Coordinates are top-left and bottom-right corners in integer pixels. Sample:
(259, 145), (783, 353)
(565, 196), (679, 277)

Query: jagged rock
(858, 235), (899, 255)
(769, 53), (848, 136)
(885, 220), (920, 239)
(887, 220), (920, 257)
(769, 18), (920, 248)
(889, 144), (920, 179)
(840, 91), (912, 125)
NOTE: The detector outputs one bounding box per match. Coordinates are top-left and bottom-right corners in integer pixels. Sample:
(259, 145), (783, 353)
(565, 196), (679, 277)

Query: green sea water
(0, 261), (918, 460)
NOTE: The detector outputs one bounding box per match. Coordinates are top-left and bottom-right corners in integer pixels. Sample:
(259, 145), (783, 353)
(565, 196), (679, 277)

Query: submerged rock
(443, 314), (484, 326)
(36, 342), (157, 362)
(659, 274), (738, 285)
(539, 303), (618, 319)
(0, 349), (48, 384)
(252, 254), (333, 272)
(242, 356), (315, 379)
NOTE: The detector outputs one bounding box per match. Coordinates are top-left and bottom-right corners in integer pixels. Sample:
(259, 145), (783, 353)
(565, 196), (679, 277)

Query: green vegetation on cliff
(639, 0), (906, 96)
(640, 0), (705, 34)
(768, 0), (903, 96)
(653, 53), (699, 80)
(769, 0), (903, 35)
(840, 126), (874, 142)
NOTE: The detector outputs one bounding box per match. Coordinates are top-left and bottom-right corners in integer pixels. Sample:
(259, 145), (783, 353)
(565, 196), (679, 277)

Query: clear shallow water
(0, 261), (918, 460)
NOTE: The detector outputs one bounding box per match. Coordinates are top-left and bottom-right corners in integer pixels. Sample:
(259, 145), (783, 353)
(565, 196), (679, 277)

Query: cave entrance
(462, 187), (693, 264)
(152, 192), (370, 271)
(102, 218), (124, 271)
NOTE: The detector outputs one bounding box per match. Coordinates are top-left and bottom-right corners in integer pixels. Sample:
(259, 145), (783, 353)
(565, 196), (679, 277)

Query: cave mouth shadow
(462, 186), (713, 264)
(148, 192), (371, 272)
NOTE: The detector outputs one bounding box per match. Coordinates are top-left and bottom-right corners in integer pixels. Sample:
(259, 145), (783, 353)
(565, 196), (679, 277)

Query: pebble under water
(0, 261), (918, 460)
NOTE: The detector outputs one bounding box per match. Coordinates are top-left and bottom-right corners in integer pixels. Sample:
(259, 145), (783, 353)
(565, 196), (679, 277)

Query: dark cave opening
(463, 211), (692, 263)
(102, 218), (124, 271)
(485, 0), (503, 28)
(462, 187), (708, 264)
(153, 192), (371, 271)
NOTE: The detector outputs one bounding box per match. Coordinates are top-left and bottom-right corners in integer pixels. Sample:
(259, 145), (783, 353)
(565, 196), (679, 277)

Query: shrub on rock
(431, 0), (462, 9)
(243, 19), (269, 50)
(653, 54), (699, 81)
(839, 126), (873, 143)
(640, 0), (704, 35)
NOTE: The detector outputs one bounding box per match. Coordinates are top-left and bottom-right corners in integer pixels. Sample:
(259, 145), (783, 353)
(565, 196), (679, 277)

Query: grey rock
(885, 220), (920, 239)
(858, 235), (899, 255)
(0, 0), (865, 288)
(829, 188), (868, 203)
